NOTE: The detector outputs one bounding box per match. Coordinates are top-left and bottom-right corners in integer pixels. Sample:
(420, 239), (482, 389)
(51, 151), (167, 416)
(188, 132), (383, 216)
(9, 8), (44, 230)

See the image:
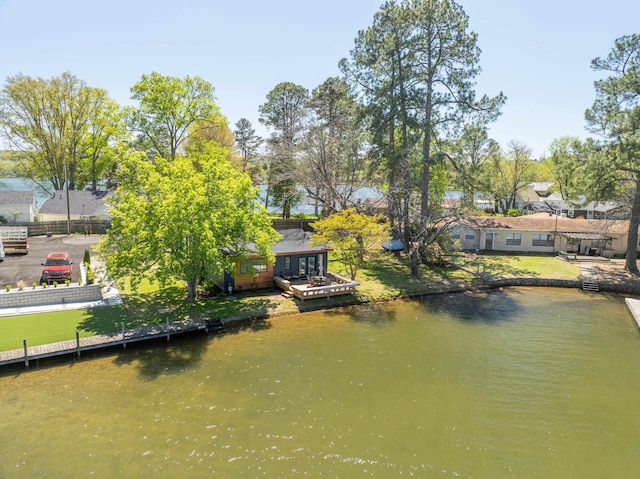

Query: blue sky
(1, 0), (638, 158)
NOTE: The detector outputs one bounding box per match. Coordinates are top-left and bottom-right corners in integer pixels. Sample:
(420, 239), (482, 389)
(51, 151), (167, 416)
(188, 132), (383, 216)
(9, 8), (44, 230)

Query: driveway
(0, 235), (101, 288)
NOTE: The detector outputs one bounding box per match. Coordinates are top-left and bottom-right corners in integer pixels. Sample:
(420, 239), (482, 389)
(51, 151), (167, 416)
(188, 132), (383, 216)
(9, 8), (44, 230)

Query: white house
(450, 213), (631, 258)
(0, 191), (36, 223)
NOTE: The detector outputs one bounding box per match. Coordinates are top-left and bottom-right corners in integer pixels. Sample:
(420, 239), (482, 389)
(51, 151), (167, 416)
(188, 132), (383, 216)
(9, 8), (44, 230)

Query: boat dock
(0, 317), (225, 368)
(625, 298), (640, 330)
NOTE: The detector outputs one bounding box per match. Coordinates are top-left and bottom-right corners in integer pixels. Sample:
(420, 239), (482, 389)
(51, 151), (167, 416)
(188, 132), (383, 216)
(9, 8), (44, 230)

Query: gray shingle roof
(0, 191), (35, 205)
(271, 229), (330, 255)
(38, 190), (112, 216)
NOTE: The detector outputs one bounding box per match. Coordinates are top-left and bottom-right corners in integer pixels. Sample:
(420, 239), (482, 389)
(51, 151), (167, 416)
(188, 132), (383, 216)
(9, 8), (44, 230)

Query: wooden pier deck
(0, 318), (219, 368)
(625, 298), (640, 330)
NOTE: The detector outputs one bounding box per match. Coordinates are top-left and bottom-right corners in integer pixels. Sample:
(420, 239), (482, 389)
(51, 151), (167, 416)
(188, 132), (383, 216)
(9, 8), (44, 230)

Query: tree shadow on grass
(472, 255), (540, 278)
(356, 252), (485, 299)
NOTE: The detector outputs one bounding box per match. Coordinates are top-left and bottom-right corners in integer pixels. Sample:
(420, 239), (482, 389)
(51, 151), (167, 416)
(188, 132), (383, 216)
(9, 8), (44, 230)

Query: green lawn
(459, 254), (582, 280)
(0, 252), (581, 352)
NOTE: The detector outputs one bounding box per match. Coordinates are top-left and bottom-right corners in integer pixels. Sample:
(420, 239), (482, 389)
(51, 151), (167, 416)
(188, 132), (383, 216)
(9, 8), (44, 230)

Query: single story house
(217, 229), (332, 293)
(450, 213), (632, 258)
(37, 190), (112, 222)
(0, 191), (36, 223)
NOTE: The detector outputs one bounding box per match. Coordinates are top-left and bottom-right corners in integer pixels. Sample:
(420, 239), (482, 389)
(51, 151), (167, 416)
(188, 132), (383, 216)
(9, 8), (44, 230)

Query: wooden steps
(580, 262), (600, 292)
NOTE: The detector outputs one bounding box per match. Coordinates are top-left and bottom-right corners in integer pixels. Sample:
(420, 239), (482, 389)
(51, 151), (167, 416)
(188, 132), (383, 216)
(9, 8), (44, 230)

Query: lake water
(1, 288), (640, 478)
(0, 177), (51, 207)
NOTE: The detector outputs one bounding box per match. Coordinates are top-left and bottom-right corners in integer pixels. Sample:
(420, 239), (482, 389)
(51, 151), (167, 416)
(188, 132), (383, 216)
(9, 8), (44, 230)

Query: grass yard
(463, 254), (582, 280)
(0, 252), (582, 352)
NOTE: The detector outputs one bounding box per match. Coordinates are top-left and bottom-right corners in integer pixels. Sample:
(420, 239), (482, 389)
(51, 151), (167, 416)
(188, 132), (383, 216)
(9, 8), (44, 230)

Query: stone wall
(0, 284), (103, 309)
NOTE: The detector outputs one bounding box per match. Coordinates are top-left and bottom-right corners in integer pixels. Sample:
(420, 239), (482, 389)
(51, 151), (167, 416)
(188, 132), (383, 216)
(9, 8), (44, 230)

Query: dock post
(122, 322), (126, 349)
(76, 330), (81, 357)
(23, 338), (29, 368)
(166, 317), (170, 342)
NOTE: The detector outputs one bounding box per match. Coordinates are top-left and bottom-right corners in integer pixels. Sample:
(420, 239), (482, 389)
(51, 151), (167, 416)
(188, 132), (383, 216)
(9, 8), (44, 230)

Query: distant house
(515, 182), (628, 219)
(361, 197), (388, 216)
(37, 190), (112, 222)
(0, 191), (36, 223)
(450, 213), (632, 258)
(218, 229), (331, 293)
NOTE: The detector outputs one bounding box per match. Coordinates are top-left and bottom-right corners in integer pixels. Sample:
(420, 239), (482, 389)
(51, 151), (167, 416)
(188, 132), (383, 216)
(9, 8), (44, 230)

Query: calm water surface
(1, 288), (640, 478)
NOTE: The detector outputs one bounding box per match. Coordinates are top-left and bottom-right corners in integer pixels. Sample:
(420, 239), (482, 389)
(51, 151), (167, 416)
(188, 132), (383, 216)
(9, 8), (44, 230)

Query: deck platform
(625, 298), (640, 330)
(0, 318), (215, 368)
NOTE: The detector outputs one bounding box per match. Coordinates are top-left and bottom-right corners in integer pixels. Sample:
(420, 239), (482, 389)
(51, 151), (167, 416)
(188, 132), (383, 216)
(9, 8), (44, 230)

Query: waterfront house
(218, 229), (332, 293)
(450, 213), (631, 258)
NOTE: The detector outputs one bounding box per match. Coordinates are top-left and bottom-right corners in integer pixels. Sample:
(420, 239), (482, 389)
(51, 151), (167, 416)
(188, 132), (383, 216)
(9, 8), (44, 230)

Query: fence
(8, 220), (111, 236)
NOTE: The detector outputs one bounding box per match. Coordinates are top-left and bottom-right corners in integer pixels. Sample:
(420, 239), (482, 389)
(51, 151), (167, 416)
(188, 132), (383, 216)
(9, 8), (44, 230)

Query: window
(240, 259), (268, 274)
(284, 256), (291, 270)
(452, 230), (461, 240)
(532, 234), (554, 247)
(506, 233), (522, 245)
(464, 231), (476, 241)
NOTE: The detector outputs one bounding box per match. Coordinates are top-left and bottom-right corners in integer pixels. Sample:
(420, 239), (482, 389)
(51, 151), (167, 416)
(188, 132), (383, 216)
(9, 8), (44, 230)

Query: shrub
(507, 209), (521, 217)
(78, 278), (82, 285)
(53, 281), (58, 288)
(86, 268), (95, 285)
(5, 284), (11, 292)
(65, 279), (71, 286)
(41, 282), (47, 288)
(32, 282), (37, 289)
(83, 249), (91, 265)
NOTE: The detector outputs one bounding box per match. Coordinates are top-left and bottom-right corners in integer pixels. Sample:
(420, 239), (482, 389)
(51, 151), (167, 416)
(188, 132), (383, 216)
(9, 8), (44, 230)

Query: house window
(532, 234), (554, 247)
(240, 259), (268, 274)
(506, 233), (522, 245)
(452, 230), (461, 240)
(464, 231), (476, 241)
(284, 256), (291, 270)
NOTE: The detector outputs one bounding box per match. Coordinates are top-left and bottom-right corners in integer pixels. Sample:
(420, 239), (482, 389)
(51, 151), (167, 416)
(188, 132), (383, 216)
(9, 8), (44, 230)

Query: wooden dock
(625, 298), (640, 330)
(0, 317), (223, 368)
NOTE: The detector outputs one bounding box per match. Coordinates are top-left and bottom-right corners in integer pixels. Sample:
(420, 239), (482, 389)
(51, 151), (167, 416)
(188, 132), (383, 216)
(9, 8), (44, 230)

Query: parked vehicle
(41, 252), (72, 283)
(0, 226), (29, 254)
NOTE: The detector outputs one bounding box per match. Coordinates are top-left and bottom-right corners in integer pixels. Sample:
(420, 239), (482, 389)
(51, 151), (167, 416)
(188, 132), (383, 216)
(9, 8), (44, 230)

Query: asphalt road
(0, 235), (101, 288)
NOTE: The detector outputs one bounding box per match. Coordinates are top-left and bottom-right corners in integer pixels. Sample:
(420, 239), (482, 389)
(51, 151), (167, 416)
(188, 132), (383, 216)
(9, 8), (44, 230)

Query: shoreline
(2, 270), (639, 371)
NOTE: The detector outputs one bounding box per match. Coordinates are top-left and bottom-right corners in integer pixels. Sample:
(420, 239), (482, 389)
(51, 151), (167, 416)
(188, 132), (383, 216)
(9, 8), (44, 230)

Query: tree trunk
(186, 278), (198, 300)
(624, 175), (640, 274)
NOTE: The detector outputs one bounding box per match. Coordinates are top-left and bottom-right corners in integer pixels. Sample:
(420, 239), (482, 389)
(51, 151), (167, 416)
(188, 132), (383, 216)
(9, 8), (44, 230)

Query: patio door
(299, 258), (306, 277)
(308, 256), (316, 276)
(484, 232), (494, 250)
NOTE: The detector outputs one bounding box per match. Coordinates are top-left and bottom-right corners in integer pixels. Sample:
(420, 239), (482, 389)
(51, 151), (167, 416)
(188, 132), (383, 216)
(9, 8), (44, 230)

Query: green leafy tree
(259, 82), (308, 218)
(302, 77), (370, 215)
(100, 141), (280, 300)
(342, 0), (504, 275)
(584, 34), (640, 273)
(233, 118), (262, 173)
(0, 72), (115, 191)
(310, 208), (391, 280)
(479, 141), (536, 215)
(128, 72), (222, 161)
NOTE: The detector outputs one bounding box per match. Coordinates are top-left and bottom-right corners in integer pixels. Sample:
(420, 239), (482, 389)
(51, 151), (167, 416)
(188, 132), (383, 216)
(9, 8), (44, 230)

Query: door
(484, 232), (494, 250)
(308, 256), (316, 276)
(299, 257), (307, 277)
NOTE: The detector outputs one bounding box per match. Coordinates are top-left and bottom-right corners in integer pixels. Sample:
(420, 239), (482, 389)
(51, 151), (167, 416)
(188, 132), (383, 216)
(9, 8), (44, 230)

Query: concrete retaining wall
(0, 284), (103, 308)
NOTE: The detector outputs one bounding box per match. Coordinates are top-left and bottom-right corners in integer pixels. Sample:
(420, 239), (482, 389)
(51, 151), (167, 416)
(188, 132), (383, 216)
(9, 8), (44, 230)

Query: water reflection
(1, 288), (640, 478)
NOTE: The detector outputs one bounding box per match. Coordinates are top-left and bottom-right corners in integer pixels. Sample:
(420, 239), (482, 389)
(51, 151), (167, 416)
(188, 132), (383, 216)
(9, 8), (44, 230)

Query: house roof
(38, 190), (112, 216)
(0, 191), (36, 205)
(457, 213), (629, 235)
(271, 229), (330, 255)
